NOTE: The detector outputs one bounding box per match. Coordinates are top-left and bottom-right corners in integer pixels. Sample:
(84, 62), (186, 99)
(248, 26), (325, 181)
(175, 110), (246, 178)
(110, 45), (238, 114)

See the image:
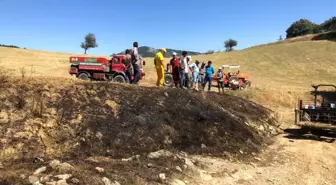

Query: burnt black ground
(0, 78), (278, 184)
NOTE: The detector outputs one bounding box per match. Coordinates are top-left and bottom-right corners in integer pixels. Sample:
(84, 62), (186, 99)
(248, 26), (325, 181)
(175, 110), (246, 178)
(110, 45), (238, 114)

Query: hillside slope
(194, 40), (336, 89)
(1, 39), (335, 89)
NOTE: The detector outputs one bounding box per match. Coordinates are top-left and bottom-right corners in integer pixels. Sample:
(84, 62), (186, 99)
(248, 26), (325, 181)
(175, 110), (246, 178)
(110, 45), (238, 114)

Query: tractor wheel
(228, 76), (239, 90)
(297, 126), (310, 135)
(113, 75), (126, 83)
(77, 73), (90, 81)
(240, 83), (247, 90)
(164, 73), (174, 87)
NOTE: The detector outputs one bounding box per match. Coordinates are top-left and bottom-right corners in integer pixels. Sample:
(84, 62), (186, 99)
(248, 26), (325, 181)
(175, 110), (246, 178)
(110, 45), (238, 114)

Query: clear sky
(0, 0), (335, 55)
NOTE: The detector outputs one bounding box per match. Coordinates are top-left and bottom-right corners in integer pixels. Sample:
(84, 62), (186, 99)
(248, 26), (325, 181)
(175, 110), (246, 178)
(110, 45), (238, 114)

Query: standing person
(179, 51), (188, 89)
(215, 67), (224, 93)
(189, 60), (200, 91)
(170, 52), (181, 88)
(184, 56), (192, 88)
(202, 61), (215, 91)
(155, 48), (166, 87)
(131, 42), (141, 84)
(198, 61), (206, 85)
(122, 49), (133, 83)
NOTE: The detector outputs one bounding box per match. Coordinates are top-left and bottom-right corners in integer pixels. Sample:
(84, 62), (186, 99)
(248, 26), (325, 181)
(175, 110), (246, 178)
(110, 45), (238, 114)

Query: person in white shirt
(180, 51), (189, 89)
(189, 60), (200, 91)
(131, 42), (141, 84)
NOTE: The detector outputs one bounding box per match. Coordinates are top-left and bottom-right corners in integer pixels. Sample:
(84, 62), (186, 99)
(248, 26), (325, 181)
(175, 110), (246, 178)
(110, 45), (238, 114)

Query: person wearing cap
(131, 41), (141, 84)
(155, 48), (166, 87)
(166, 52), (176, 73)
(189, 59), (200, 91)
(170, 52), (181, 88)
(179, 51), (189, 89)
(215, 67), (225, 93)
(202, 61), (215, 91)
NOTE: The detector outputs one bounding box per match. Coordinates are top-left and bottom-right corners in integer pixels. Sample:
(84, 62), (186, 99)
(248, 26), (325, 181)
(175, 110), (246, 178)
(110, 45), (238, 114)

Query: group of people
(122, 42), (142, 84)
(154, 48), (224, 92)
(122, 41), (226, 93)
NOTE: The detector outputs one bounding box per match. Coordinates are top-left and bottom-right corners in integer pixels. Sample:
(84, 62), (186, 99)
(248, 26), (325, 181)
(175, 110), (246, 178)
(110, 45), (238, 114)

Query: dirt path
(183, 128), (336, 185)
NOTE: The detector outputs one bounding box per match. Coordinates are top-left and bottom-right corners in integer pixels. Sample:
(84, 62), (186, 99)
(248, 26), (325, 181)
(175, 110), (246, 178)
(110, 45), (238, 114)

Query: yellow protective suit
(155, 51), (165, 87)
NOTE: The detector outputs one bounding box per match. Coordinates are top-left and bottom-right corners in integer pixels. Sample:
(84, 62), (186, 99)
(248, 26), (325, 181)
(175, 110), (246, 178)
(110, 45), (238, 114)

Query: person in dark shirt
(123, 49), (133, 83)
(199, 61), (206, 85)
(215, 68), (224, 93)
(170, 52), (181, 88)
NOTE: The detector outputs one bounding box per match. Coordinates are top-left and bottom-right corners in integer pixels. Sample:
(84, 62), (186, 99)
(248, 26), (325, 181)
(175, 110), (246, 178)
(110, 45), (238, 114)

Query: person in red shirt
(170, 52), (181, 88)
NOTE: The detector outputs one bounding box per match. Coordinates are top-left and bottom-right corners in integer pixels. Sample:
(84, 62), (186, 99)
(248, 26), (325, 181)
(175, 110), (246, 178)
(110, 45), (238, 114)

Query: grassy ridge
(1, 39), (335, 90)
(193, 41), (336, 89)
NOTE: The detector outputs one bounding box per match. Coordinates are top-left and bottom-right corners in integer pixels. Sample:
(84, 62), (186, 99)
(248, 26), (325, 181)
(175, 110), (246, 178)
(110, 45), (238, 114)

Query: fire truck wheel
(113, 75), (126, 83)
(78, 73), (90, 81)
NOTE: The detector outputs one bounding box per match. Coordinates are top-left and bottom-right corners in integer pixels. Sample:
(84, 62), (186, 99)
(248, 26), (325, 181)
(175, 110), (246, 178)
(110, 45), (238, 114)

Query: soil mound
(0, 77), (279, 184)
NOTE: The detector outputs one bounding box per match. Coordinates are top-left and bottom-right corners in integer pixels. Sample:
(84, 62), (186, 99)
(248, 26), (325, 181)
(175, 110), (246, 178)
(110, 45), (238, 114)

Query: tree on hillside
(224, 39), (238, 52)
(80, 33), (98, 54)
(321, 16), (336, 32)
(278, 35), (283, 41)
(286, 19), (321, 38)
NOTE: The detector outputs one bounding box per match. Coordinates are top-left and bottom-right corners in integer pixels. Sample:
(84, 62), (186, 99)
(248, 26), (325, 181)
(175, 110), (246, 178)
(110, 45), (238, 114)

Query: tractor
(68, 55), (145, 83)
(212, 65), (251, 90)
(294, 84), (336, 133)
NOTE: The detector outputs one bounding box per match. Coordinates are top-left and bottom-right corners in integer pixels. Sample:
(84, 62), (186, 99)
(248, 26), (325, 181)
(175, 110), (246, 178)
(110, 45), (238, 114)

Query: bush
(0, 44), (20, 48)
(321, 16), (336, 32)
(205, 50), (215, 55)
(286, 19), (321, 38)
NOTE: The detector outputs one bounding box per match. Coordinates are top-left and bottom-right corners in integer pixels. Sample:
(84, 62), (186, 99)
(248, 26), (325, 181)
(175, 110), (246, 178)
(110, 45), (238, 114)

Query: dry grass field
(1, 36), (335, 112)
(1, 38), (335, 90)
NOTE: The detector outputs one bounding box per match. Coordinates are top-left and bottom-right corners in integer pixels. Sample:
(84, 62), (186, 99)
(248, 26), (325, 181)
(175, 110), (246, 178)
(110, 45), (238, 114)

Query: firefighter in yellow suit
(155, 48), (166, 87)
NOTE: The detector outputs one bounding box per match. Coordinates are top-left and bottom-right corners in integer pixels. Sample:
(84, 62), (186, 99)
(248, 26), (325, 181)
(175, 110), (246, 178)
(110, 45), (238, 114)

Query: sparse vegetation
(80, 32), (98, 54)
(0, 67), (10, 85)
(224, 39), (238, 51)
(20, 67), (26, 78)
(205, 50), (215, 54)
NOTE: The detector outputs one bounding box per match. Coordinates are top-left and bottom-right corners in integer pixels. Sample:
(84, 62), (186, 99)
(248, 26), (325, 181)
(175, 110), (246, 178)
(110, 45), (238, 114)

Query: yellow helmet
(161, 48), (167, 53)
